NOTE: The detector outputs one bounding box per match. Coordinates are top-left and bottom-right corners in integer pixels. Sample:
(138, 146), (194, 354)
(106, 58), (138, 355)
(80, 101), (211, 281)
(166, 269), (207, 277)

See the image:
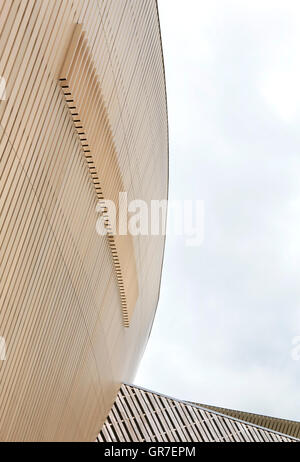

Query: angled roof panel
(193, 402), (300, 440)
(97, 384), (299, 442)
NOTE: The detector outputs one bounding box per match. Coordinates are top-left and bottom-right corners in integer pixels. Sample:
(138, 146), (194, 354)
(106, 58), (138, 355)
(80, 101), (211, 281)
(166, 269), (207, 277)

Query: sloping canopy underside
(97, 384), (298, 442)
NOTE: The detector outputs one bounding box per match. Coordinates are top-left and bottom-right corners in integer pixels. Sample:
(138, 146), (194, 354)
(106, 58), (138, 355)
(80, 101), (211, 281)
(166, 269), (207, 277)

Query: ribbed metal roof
(97, 384), (299, 442)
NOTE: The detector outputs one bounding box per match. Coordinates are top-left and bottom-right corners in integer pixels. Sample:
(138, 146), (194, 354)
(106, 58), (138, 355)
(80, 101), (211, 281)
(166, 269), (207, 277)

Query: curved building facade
(0, 0), (168, 441)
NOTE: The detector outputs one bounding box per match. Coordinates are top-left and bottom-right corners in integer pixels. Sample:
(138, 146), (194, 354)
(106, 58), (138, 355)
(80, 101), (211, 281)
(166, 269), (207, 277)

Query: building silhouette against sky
(0, 0), (299, 442)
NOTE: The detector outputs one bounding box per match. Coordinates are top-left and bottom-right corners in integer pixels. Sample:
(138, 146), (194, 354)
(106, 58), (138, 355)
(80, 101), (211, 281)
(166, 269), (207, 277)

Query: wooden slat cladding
(97, 384), (298, 442)
(194, 403), (300, 440)
(59, 24), (139, 326)
(0, 0), (168, 441)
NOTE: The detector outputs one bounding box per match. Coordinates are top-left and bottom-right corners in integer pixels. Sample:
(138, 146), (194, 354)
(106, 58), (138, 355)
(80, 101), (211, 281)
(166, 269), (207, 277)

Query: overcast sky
(134, 0), (300, 421)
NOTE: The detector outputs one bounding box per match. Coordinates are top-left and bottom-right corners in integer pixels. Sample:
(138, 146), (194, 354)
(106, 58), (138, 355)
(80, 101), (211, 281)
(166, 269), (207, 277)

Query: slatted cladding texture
(59, 24), (139, 326)
(97, 385), (297, 443)
(0, 0), (168, 441)
(195, 403), (300, 440)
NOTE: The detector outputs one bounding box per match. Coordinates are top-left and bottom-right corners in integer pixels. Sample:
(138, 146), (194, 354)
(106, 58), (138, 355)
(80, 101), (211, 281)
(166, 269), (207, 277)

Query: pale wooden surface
(194, 402), (300, 440)
(0, 0), (168, 441)
(97, 384), (298, 442)
(59, 25), (139, 326)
